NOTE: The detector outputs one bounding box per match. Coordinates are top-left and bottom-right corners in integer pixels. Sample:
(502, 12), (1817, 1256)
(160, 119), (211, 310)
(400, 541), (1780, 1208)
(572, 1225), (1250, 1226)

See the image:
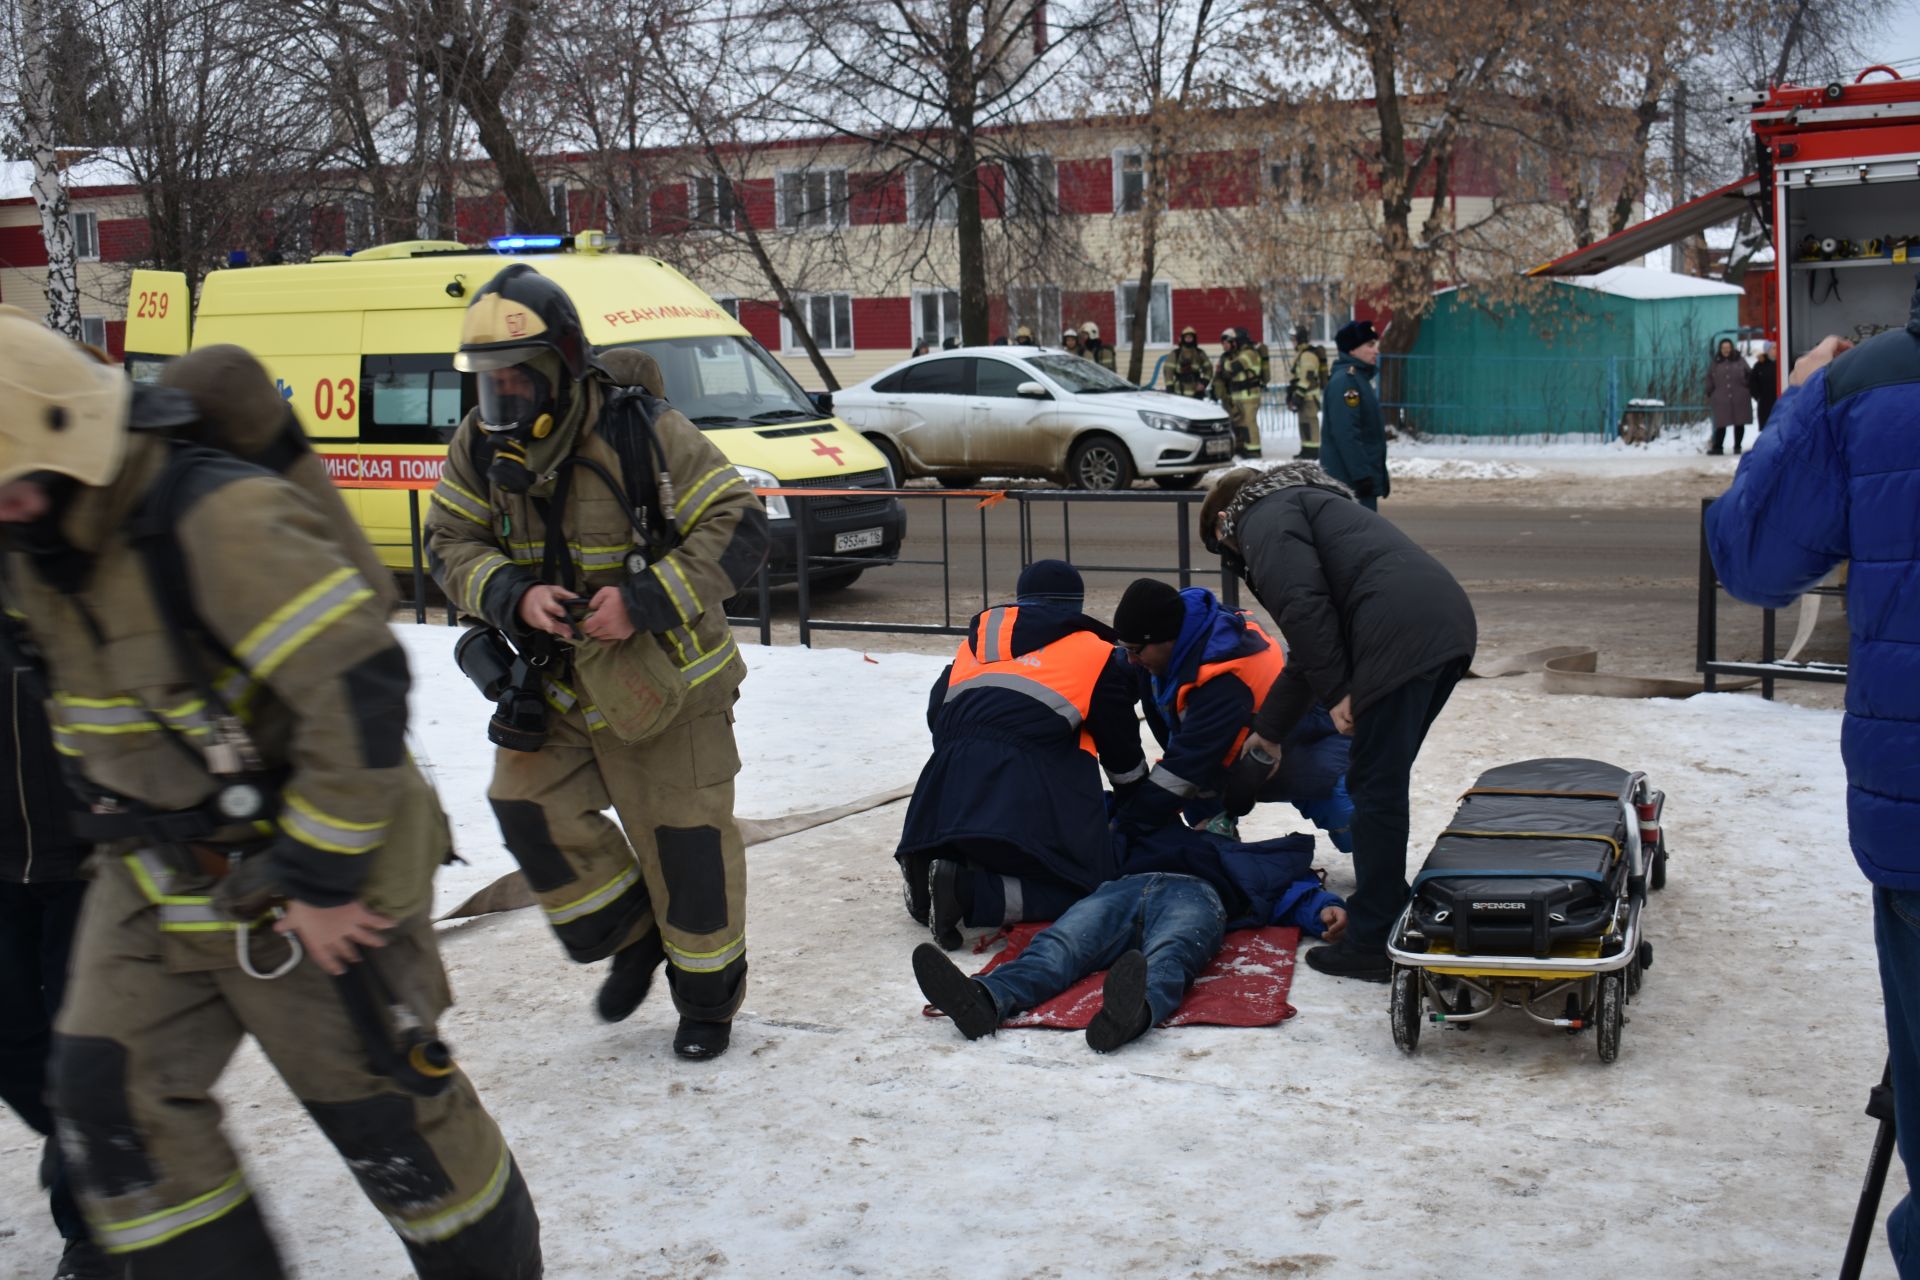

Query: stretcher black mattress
(1409, 758), (1634, 956)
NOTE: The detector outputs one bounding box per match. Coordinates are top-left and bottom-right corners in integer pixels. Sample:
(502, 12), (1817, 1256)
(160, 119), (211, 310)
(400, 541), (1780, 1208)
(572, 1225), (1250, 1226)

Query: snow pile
(1565, 265), (1748, 300)
(0, 637), (1903, 1278)
(1388, 456), (1541, 481)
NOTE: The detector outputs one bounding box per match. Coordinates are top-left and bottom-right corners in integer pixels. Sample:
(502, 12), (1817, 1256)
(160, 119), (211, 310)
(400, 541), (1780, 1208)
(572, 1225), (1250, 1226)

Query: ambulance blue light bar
(488, 235), (567, 252)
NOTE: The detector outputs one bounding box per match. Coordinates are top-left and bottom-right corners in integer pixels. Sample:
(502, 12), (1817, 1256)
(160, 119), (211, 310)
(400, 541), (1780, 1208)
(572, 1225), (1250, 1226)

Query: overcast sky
(1878, 0), (1920, 75)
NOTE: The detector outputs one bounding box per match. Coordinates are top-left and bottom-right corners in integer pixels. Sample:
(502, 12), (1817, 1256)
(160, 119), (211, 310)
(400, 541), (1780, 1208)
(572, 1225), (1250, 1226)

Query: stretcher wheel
(1650, 847), (1668, 891)
(1626, 955), (1641, 998)
(1390, 966), (1422, 1054)
(1595, 972), (1624, 1064)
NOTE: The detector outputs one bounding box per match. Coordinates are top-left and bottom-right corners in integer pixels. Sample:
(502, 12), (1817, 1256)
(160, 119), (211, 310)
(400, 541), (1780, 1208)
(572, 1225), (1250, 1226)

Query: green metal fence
(1379, 352), (1713, 441)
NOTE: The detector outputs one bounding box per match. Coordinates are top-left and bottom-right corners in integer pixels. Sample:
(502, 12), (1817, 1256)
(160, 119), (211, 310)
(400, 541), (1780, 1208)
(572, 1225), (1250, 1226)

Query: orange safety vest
(945, 605), (1114, 756)
(1173, 616), (1286, 765)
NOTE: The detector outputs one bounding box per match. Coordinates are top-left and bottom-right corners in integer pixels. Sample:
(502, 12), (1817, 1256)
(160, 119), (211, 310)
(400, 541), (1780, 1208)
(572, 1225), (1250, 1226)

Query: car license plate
(835, 527), (885, 552)
(1203, 436), (1232, 458)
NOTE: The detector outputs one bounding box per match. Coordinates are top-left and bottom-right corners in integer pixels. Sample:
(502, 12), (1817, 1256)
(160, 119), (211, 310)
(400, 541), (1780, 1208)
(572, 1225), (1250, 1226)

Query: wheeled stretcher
(1385, 758), (1668, 1063)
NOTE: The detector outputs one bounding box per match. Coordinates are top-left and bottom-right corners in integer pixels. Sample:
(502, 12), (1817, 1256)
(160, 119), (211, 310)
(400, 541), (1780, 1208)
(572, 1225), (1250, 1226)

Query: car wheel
(936, 475), (980, 489)
(865, 435), (906, 486)
(1067, 435), (1135, 491)
(1153, 473), (1203, 490)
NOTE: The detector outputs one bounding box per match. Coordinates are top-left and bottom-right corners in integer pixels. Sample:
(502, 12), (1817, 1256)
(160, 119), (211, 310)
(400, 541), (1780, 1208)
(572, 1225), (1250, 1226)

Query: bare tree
(777, 0), (1090, 345)
(12, 0), (81, 336)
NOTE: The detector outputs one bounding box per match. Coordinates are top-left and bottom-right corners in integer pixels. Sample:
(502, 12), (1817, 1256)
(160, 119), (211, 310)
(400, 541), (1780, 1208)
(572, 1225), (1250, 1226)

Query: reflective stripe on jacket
(945, 605), (1113, 755)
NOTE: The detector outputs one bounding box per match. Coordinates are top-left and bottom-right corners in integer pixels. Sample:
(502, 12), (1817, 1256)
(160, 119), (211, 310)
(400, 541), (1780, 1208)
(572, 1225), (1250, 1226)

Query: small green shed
(1394, 267), (1745, 438)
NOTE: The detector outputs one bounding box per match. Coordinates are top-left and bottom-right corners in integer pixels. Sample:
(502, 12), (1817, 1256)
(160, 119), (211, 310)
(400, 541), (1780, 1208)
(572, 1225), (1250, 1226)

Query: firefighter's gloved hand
(1222, 744), (1279, 818)
(1353, 477), (1377, 500)
(212, 850), (286, 922)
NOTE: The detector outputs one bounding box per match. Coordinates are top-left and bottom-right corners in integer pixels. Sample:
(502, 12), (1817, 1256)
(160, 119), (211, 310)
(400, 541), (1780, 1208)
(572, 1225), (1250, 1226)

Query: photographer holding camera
(426, 266), (769, 1061)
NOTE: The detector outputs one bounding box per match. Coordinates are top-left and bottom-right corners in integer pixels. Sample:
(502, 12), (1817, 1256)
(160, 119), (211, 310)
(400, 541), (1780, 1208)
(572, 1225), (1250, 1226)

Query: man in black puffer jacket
(0, 631), (112, 1279)
(1199, 462), (1476, 982)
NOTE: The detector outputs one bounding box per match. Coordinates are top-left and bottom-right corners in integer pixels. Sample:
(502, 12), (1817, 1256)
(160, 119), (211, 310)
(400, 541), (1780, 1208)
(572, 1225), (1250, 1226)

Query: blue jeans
(976, 874), (1226, 1025)
(1875, 888), (1920, 1277)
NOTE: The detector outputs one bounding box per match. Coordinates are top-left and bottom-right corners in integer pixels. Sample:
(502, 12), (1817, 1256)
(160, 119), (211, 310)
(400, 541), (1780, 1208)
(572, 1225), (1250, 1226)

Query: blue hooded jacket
(1117, 588), (1348, 832)
(1706, 273), (1920, 889)
(1118, 826), (1342, 933)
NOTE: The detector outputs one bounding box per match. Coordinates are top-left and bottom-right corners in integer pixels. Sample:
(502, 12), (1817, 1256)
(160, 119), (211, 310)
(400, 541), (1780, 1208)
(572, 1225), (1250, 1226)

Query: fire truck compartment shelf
(1789, 258), (1918, 270)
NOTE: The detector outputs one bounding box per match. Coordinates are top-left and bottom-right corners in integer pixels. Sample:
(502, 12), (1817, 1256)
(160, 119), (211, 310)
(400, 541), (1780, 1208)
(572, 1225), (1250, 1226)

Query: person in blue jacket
(897, 560), (1148, 950)
(1109, 578), (1353, 847)
(912, 831), (1345, 1052)
(1705, 275), (1920, 1278)
(1320, 320), (1389, 510)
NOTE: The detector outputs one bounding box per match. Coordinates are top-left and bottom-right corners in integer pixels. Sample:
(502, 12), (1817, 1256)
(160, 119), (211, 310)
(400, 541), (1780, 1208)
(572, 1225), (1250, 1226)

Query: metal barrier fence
(726, 487), (1237, 646)
(1695, 498), (1847, 698)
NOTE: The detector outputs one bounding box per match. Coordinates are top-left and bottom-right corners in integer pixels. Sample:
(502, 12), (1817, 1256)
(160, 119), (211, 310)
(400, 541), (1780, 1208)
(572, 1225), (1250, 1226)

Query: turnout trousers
(1229, 397), (1263, 456)
(1296, 397), (1320, 452)
(50, 856), (541, 1279)
(487, 701), (748, 1022)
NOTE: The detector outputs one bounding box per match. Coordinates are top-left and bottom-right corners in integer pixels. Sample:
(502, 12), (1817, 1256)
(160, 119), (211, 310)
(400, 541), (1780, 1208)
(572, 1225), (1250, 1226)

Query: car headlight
(1138, 410), (1193, 433)
(736, 466), (789, 519)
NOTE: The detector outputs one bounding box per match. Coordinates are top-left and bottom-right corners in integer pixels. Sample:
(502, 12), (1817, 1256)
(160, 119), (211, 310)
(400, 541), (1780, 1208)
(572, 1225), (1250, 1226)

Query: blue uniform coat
(1706, 275), (1920, 889)
(897, 601), (1146, 892)
(1320, 353), (1389, 501)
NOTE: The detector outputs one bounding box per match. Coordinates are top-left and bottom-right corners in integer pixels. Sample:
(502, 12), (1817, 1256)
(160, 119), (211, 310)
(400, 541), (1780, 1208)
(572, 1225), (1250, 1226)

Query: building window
(71, 210), (100, 261)
(777, 168), (848, 231)
(345, 196), (375, 252)
(1267, 283), (1349, 346)
(549, 181), (570, 232)
(712, 296), (741, 321)
(1116, 281), (1172, 347)
(270, 203), (311, 260)
(784, 292), (854, 353)
(416, 186), (442, 239)
(1002, 153), (1057, 219)
(1115, 150), (1145, 214)
(1005, 284), (1061, 341)
(1268, 142), (1333, 207)
(914, 288), (961, 346)
(79, 316), (107, 348)
(690, 174), (742, 231)
(907, 165), (958, 225)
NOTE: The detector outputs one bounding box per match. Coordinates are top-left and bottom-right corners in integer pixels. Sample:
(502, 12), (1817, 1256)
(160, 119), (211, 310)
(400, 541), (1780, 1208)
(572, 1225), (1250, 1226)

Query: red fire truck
(1532, 66), (1920, 389)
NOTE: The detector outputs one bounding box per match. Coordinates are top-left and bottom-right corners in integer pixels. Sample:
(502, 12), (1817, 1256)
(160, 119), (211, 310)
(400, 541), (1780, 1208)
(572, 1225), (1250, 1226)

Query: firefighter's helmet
(1220, 327), (1240, 348)
(455, 264), (592, 437)
(1079, 321), (1100, 340)
(1180, 326), (1197, 342)
(1014, 325), (1034, 343)
(0, 306), (131, 489)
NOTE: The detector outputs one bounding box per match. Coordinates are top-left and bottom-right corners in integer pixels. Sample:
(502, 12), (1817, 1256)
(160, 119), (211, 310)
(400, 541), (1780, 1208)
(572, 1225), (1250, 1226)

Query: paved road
(747, 493), (1831, 684)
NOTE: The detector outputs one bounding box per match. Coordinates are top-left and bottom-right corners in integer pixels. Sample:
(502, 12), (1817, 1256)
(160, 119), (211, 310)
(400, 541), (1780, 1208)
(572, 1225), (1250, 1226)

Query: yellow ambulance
(124, 233), (904, 587)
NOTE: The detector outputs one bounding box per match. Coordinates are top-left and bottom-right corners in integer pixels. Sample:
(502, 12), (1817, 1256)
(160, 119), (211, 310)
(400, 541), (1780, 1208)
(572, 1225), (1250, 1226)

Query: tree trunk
(1126, 131), (1169, 384)
(20, 0), (82, 339)
(950, 0), (989, 346)
(460, 89), (554, 235)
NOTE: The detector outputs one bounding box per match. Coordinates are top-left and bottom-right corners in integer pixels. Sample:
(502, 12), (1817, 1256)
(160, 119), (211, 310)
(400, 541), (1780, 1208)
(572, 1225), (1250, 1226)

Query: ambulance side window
(363, 355), (473, 445)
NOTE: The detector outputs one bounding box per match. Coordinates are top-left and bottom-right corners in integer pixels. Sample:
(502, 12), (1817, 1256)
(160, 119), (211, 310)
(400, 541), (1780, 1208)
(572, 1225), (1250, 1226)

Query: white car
(831, 346), (1237, 490)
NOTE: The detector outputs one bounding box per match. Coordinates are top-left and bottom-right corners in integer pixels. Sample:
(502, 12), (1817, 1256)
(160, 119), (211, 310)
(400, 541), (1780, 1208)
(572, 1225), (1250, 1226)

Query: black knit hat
(1335, 319), (1378, 353)
(1113, 578), (1186, 645)
(1016, 559), (1084, 607)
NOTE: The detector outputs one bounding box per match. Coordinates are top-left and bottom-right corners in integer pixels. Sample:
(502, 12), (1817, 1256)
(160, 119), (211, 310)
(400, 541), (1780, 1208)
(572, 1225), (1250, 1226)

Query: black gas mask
(478, 358), (570, 493)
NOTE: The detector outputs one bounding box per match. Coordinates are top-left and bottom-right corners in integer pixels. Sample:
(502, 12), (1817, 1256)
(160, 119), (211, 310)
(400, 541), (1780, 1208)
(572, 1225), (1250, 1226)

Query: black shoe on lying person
(673, 1017), (733, 1060)
(928, 859), (973, 952)
(1304, 940), (1392, 984)
(1086, 950), (1155, 1053)
(913, 942), (1000, 1040)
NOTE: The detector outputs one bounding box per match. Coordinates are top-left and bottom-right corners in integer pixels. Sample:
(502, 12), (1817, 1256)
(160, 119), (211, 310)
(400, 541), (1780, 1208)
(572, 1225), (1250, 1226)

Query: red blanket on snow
(925, 923), (1301, 1029)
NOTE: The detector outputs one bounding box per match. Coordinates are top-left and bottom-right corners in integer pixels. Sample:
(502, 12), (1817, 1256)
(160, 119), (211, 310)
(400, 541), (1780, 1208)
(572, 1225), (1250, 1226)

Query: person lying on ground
(1109, 577), (1353, 848)
(896, 560), (1147, 950)
(915, 842), (1344, 1053)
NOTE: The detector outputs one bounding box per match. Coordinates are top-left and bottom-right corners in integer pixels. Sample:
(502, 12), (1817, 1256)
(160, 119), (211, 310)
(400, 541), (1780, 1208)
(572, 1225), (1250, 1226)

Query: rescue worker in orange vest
(896, 561), (1148, 950)
(1109, 579), (1353, 846)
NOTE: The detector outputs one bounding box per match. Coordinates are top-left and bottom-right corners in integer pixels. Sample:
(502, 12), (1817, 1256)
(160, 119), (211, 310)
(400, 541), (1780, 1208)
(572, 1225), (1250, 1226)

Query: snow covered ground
(0, 636), (1902, 1279)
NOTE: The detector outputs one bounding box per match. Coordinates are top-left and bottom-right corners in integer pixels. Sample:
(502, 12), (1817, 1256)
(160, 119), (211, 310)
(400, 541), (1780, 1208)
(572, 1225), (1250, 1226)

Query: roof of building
(1563, 265), (1747, 300)
(0, 151), (137, 202)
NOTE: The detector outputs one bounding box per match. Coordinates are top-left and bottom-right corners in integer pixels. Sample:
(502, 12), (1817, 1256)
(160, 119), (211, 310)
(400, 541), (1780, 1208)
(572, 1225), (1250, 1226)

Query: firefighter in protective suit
(1213, 328), (1265, 457)
(425, 265), (769, 1061)
(1163, 326), (1211, 400)
(0, 310), (542, 1279)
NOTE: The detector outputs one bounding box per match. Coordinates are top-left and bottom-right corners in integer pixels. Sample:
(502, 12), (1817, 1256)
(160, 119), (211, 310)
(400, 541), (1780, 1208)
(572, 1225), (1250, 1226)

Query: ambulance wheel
(1596, 972), (1625, 1064)
(1650, 847), (1668, 891)
(1390, 966), (1422, 1054)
